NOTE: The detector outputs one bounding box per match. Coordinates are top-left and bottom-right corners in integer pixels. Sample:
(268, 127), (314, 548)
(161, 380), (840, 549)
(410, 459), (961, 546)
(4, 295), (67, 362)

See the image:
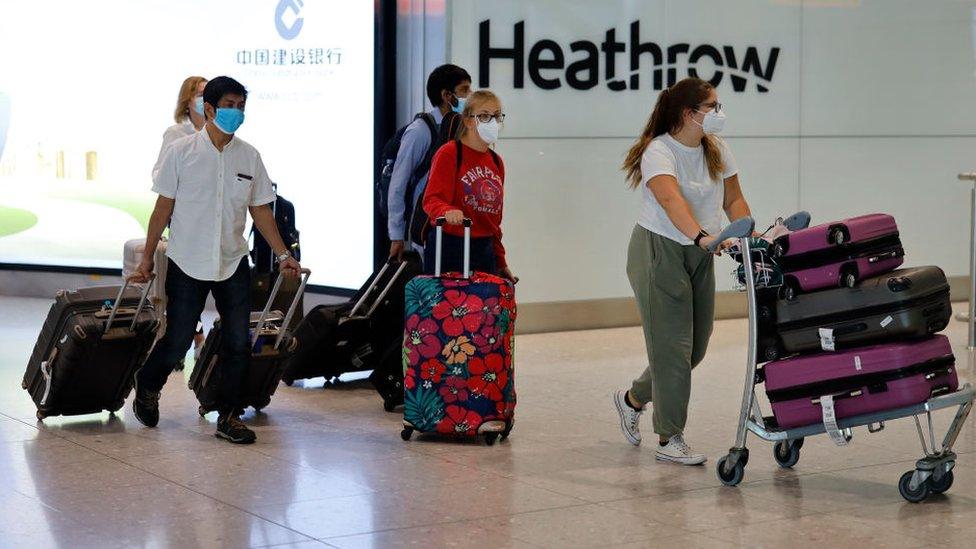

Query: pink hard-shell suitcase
(764, 335), (958, 429)
(771, 213), (904, 299)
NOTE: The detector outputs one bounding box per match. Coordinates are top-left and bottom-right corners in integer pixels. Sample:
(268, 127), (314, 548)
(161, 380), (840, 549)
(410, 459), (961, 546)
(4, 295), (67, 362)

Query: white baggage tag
(820, 394), (852, 446)
(818, 328), (836, 352)
(880, 315), (893, 328)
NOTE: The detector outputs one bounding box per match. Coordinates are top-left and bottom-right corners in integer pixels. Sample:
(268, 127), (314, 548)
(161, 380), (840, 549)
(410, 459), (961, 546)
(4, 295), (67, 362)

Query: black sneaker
(216, 413), (256, 444)
(132, 370), (160, 428)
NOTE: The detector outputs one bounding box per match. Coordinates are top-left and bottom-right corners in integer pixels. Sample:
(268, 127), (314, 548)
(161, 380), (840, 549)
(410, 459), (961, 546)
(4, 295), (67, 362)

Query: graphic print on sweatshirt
(460, 164), (503, 216)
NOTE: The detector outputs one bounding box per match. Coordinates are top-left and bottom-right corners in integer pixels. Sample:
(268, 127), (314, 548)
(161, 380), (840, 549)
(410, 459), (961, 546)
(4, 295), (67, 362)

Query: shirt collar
(200, 124), (237, 152)
(429, 107), (445, 125)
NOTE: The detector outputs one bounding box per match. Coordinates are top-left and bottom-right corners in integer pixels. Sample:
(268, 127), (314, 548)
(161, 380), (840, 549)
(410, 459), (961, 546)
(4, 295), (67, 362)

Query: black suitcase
(189, 269), (309, 414)
(281, 253), (421, 386)
(369, 337), (406, 412)
(758, 266), (952, 361)
(23, 282), (159, 420)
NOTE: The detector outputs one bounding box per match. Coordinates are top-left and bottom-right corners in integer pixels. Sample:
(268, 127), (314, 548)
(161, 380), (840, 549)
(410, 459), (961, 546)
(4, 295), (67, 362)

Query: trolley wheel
(929, 470), (954, 495)
(717, 455), (745, 486)
(773, 440), (801, 468)
(899, 470), (931, 503)
(400, 427), (414, 441)
(35, 410), (48, 421)
(829, 228), (846, 245)
(485, 433), (499, 446)
(793, 437), (805, 449)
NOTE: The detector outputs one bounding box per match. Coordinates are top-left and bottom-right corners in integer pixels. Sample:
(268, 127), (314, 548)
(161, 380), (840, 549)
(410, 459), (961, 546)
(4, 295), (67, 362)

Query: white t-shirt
(152, 129), (276, 281)
(637, 134), (738, 245)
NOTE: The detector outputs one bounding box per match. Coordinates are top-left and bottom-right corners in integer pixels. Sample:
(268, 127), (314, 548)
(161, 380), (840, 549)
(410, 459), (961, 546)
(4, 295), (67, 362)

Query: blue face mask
(193, 97), (204, 115)
(213, 107), (245, 135)
(452, 94), (467, 114)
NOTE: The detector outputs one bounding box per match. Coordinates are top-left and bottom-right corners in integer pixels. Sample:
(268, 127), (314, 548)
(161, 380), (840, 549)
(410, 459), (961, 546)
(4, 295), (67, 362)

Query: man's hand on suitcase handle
(128, 259), (154, 284)
(277, 254), (302, 278)
(389, 240), (405, 261)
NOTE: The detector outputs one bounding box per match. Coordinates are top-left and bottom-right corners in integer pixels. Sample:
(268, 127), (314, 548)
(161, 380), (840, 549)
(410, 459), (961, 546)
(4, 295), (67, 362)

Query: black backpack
(408, 138), (500, 245)
(376, 113), (439, 234)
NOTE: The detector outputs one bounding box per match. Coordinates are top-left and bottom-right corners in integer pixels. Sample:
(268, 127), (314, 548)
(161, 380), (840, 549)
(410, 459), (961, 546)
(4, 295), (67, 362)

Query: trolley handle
(706, 217), (756, 253)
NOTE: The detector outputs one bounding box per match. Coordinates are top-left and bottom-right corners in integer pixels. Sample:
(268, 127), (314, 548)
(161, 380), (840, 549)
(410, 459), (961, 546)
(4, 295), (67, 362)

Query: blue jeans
(423, 229), (496, 276)
(137, 257), (250, 412)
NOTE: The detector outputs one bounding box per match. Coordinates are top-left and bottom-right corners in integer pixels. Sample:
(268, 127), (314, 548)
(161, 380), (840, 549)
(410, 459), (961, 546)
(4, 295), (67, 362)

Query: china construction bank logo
(276, 0), (305, 40)
(479, 20), (780, 93)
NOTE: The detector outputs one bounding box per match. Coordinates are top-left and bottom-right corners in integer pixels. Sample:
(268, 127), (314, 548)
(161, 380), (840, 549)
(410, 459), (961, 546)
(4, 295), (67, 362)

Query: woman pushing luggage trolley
(713, 216), (975, 503)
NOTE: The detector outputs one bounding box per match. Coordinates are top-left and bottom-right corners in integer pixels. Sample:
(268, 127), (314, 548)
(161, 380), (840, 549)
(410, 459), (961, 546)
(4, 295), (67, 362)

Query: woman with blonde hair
(154, 76), (207, 174)
(422, 89), (515, 283)
(612, 77), (753, 465)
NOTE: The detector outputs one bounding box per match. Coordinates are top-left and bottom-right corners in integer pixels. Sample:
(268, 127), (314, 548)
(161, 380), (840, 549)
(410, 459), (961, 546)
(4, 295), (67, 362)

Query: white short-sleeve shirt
(152, 128), (276, 281)
(637, 134), (738, 245)
(152, 121), (198, 181)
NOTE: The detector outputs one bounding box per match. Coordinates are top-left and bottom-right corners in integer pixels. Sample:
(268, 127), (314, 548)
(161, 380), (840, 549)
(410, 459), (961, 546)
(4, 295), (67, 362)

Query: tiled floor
(1, 295), (974, 548)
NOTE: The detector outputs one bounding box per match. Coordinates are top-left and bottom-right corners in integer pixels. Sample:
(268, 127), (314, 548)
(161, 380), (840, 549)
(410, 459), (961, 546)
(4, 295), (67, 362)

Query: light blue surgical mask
(452, 94), (467, 114)
(193, 96), (204, 115)
(213, 108), (245, 134)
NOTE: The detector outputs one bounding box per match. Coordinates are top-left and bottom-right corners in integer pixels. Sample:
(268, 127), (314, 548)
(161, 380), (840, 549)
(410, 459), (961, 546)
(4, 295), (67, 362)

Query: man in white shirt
(128, 76), (301, 444)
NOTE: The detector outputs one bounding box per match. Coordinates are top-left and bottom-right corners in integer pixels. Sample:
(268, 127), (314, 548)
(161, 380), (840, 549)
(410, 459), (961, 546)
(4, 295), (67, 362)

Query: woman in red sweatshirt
(422, 89), (516, 282)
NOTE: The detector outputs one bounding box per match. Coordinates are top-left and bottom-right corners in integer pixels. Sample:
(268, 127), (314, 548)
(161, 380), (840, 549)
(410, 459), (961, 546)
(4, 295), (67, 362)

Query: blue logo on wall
(275, 0), (304, 40)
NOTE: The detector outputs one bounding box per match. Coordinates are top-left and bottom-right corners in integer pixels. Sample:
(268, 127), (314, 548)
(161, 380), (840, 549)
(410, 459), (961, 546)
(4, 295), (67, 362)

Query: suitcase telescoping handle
(348, 256), (412, 318)
(434, 216), (472, 278)
(104, 274), (156, 335)
(252, 268), (311, 350)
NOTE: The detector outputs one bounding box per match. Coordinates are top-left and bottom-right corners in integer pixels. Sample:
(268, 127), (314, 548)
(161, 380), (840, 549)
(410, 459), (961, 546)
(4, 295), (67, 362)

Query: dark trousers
(423, 230), (497, 276)
(138, 257), (250, 412)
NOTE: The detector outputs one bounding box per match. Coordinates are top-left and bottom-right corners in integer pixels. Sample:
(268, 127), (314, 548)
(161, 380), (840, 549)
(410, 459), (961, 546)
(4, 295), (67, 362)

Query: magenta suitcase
(764, 335), (958, 429)
(771, 213), (904, 298)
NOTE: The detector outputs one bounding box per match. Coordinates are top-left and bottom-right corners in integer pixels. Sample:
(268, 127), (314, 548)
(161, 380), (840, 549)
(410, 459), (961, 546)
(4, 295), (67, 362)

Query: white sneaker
(613, 390), (642, 446)
(655, 434), (707, 465)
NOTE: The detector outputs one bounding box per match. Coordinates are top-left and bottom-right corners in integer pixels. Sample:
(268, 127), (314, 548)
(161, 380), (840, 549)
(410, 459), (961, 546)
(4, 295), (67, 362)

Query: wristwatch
(693, 229), (709, 248)
(275, 250), (291, 264)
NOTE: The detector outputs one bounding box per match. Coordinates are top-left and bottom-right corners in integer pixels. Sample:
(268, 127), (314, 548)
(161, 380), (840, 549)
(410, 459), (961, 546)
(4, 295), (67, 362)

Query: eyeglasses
(470, 112), (506, 123)
(696, 102), (722, 113)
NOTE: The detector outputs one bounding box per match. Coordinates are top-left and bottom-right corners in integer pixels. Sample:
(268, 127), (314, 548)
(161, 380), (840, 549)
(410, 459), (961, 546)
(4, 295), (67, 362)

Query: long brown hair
(460, 89), (501, 140)
(622, 77), (724, 189)
(173, 76), (207, 123)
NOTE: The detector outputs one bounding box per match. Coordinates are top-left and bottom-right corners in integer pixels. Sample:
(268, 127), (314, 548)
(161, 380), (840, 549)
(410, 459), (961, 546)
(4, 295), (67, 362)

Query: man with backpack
(384, 64), (471, 260)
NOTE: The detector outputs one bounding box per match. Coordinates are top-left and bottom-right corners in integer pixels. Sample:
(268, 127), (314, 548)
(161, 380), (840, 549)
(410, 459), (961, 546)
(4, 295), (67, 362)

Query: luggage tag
(818, 328), (836, 352)
(820, 393), (853, 446)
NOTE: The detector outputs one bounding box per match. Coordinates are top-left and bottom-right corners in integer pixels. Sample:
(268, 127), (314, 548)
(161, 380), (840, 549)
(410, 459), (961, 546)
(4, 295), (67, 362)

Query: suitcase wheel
(36, 410), (48, 421)
(283, 378), (294, 387)
(773, 440), (802, 468)
(484, 433), (499, 446)
(501, 422), (513, 440)
(780, 283), (798, 302)
(400, 427), (414, 441)
(383, 399), (396, 413)
(763, 346), (780, 362)
(109, 401), (124, 414)
(841, 271), (858, 289)
(198, 406), (208, 417)
(899, 470), (931, 503)
(253, 397), (272, 412)
(829, 227), (846, 245)
(21, 380), (27, 390)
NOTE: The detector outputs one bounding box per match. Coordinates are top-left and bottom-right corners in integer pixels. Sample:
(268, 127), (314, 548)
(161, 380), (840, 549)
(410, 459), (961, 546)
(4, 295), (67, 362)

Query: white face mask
(476, 118), (500, 144)
(694, 109), (726, 135)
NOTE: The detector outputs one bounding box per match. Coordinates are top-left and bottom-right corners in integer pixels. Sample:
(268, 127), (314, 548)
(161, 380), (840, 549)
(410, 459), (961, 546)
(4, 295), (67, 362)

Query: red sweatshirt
(423, 140), (507, 268)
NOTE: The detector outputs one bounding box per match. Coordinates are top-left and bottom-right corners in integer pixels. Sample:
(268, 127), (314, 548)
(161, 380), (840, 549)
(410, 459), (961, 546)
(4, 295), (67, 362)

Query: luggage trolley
(712, 216), (975, 503)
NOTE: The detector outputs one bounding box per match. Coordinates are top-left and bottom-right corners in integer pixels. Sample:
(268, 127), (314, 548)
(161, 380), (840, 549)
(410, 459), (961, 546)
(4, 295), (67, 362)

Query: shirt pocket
(231, 174), (254, 207)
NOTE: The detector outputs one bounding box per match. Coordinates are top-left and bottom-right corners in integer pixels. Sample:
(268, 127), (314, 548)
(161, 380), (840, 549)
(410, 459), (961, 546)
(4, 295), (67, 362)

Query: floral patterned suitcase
(400, 219), (516, 445)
